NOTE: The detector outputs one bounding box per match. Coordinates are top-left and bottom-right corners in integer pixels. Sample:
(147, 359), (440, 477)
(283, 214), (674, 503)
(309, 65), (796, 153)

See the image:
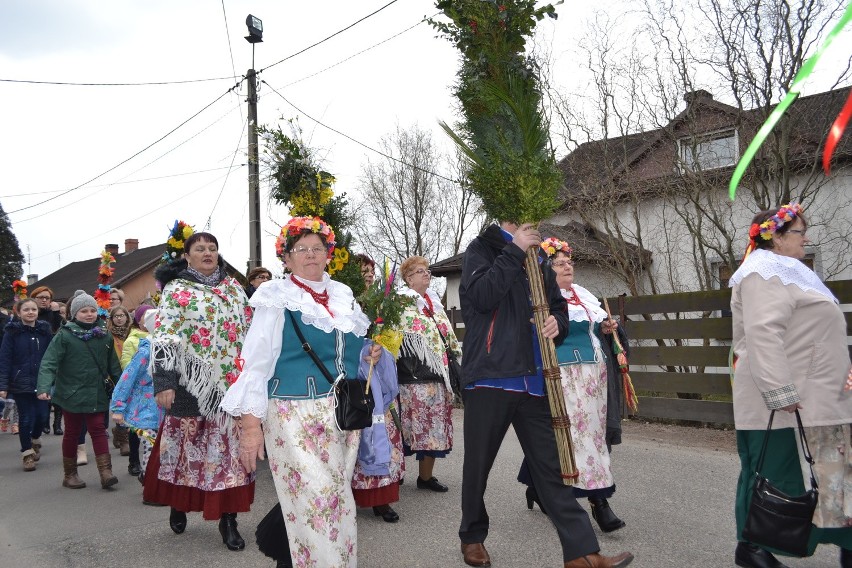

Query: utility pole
(245, 15), (263, 271)
(247, 68), (261, 270)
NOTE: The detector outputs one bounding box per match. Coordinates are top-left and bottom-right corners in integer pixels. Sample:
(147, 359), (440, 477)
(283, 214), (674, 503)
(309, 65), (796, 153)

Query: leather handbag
(742, 409), (818, 557)
(288, 311), (374, 432)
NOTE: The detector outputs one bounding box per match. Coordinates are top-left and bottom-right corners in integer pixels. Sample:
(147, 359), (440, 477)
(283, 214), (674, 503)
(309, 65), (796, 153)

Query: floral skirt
(800, 424), (852, 528)
(265, 397), (360, 568)
(560, 358), (615, 494)
(398, 382), (453, 453)
(352, 404), (405, 506)
(143, 414), (255, 520)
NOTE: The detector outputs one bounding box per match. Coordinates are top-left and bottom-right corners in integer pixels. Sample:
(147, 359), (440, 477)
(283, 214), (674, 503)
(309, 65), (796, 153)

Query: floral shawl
(398, 286), (461, 393)
(151, 275), (252, 419)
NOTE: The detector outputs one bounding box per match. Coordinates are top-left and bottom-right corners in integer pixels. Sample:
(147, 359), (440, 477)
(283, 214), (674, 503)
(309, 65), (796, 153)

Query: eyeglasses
(551, 261), (573, 268)
(290, 246), (326, 256)
(787, 229), (807, 236)
(409, 268), (431, 277)
(254, 274), (271, 280)
(34, 295), (51, 300)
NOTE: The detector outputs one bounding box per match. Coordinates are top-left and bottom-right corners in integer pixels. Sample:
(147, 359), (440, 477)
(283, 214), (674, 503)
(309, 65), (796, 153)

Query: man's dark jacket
(459, 224), (569, 386)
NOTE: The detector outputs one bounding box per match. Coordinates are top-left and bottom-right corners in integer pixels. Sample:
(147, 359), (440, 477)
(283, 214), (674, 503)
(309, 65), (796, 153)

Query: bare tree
(551, 0), (852, 296)
(352, 123), (485, 263)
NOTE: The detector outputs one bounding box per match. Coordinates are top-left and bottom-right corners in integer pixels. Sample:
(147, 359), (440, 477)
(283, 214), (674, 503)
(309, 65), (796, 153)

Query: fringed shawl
(151, 275), (251, 419)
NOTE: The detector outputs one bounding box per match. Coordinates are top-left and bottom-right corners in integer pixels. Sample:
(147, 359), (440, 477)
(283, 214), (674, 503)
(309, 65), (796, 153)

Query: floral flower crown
(162, 220), (195, 263)
(748, 202), (803, 242)
(275, 216), (336, 262)
(540, 237), (572, 260)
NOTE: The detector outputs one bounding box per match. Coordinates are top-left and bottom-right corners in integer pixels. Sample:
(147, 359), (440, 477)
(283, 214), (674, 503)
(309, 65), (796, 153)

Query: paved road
(0, 414), (841, 567)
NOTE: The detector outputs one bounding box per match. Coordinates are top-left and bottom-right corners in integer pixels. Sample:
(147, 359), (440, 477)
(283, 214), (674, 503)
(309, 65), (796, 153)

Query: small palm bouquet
(358, 260), (415, 391)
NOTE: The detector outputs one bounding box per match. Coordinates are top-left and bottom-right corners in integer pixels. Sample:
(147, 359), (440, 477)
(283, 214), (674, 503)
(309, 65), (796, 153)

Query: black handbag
(428, 313), (463, 399)
(288, 311), (374, 431)
(80, 331), (115, 397)
(742, 409), (818, 557)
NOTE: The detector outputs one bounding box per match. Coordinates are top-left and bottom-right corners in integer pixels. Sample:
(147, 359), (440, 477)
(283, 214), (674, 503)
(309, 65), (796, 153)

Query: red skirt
(353, 481), (400, 508)
(143, 418), (255, 520)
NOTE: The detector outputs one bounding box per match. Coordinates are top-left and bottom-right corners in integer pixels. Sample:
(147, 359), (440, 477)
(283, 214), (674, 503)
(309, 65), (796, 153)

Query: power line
(220, 0), (245, 124)
(260, 0), (401, 75)
(0, 165), (244, 198)
(30, 169), (237, 261)
(263, 12), (435, 93)
(8, 82), (242, 215)
(206, 115), (248, 229)
(0, 76), (238, 87)
(261, 80), (459, 184)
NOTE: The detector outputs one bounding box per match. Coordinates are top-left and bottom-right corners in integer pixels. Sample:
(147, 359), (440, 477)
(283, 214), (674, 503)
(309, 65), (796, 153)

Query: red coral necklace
(291, 276), (334, 317)
(422, 293), (434, 318)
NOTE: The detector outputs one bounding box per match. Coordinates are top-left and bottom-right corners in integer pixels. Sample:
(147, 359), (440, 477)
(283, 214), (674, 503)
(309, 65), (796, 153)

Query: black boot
(841, 548), (852, 568)
(52, 407), (63, 435)
(525, 486), (547, 515)
(219, 512), (245, 551)
(169, 507), (187, 534)
(589, 497), (625, 532)
(734, 542), (790, 568)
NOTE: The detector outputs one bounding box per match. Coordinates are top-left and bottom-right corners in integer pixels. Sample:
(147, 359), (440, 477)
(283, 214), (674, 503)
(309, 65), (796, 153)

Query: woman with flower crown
(730, 203), (852, 568)
(518, 238), (626, 533)
(143, 230), (255, 551)
(221, 216), (382, 568)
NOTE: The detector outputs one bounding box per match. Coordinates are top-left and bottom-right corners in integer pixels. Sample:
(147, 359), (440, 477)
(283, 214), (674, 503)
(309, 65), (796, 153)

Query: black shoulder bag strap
(287, 310), (337, 386)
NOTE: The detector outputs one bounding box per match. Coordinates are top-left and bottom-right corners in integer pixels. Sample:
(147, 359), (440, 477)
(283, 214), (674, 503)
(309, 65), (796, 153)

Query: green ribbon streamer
(729, 3), (852, 200)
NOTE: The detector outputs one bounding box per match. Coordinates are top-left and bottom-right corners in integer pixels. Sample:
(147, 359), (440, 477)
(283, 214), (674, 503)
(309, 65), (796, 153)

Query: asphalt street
(0, 413), (842, 567)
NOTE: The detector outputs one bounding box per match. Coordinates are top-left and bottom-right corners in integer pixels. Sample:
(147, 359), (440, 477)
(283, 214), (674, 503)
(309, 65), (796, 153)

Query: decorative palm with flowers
(94, 250), (116, 317)
(11, 279), (27, 300)
(260, 120), (364, 294)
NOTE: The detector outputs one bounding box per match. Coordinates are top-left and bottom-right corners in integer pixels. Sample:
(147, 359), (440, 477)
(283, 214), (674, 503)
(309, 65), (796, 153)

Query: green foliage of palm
(431, 0), (562, 224)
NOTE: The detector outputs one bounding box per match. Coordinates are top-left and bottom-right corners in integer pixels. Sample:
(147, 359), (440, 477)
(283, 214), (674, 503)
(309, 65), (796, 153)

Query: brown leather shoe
(461, 542), (492, 567)
(564, 552), (634, 568)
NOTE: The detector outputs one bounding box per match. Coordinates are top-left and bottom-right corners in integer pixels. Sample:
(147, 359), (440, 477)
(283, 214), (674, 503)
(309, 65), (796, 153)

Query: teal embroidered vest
(555, 320), (603, 365)
(267, 311), (364, 400)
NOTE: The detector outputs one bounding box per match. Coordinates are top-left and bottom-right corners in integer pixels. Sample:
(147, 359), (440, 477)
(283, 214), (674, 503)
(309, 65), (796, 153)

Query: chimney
(105, 243), (119, 256)
(683, 89), (713, 105)
(125, 238), (139, 253)
(27, 274), (38, 285)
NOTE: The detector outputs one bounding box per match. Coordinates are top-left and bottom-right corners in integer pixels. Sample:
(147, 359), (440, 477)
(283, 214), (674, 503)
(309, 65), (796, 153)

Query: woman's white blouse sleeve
(220, 306), (284, 419)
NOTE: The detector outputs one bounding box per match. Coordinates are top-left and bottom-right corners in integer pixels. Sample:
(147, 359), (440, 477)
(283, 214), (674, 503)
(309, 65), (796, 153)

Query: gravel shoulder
(622, 417), (737, 453)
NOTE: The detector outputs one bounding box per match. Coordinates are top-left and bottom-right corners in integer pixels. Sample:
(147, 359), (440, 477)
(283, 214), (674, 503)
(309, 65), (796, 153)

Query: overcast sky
(1, 0), (847, 284)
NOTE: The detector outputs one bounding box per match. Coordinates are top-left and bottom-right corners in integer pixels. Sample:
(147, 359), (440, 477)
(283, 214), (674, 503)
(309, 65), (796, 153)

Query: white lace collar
(729, 248), (837, 303)
(399, 285), (444, 313)
(250, 273), (371, 335)
(562, 284), (608, 323)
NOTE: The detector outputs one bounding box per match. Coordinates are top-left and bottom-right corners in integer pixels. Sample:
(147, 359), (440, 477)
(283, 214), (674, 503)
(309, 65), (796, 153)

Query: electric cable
(259, 0), (400, 75)
(261, 80), (459, 184)
(262, 12), (435, 94)
(0, 165), (244, 198)
(0, 76), (238, 87)
(8, 81), (243, 215)
(205, 115), (248, 229)
(220, 0), (245, 124)
(30, 169), (237, 261)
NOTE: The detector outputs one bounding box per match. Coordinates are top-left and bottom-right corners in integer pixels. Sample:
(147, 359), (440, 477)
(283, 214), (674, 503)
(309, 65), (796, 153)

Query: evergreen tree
(0, 202), (25, 306)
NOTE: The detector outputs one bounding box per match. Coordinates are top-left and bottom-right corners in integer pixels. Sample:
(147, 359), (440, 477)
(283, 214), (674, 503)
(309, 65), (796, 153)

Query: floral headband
(540, 237), (572, 260)
(748, 202), (803, 242)
(275, 216), (336, 262)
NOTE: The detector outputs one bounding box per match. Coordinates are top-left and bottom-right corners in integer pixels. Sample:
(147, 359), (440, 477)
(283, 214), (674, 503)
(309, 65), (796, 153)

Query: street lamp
(245, 14), (263, 43)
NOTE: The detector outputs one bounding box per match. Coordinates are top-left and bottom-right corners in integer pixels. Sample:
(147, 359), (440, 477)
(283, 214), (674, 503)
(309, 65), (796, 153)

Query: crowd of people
(2, 202), (849, 567)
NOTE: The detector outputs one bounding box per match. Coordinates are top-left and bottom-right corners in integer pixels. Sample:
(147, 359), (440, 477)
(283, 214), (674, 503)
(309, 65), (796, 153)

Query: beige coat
(732, 273), (852, 430)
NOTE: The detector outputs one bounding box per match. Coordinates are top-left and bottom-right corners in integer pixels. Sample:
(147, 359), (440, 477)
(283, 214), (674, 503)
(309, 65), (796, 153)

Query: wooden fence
(447, 279), (852, 425)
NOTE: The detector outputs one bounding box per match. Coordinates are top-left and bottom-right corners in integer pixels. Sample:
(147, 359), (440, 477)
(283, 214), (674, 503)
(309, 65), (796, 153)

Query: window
(678, 129), (739, 171)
